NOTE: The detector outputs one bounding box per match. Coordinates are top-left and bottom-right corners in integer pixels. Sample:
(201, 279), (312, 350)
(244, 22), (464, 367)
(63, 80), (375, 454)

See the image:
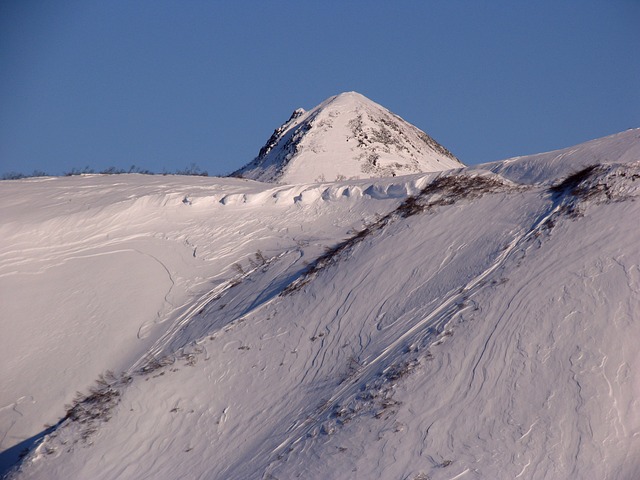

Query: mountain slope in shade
(231, 92), (463, 183)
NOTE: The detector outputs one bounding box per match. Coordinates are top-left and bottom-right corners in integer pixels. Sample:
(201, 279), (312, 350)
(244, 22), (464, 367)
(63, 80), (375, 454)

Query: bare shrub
(62, 371), (132, 444)
(254, 250), (267, 265)
(232, 263), (245, 275)
(174, 163), (208, 176)
(1, 170), (48, 180)
(398, 174), (509, 218)
(549, 164), (601, 196)
(139, 355), (174, 375)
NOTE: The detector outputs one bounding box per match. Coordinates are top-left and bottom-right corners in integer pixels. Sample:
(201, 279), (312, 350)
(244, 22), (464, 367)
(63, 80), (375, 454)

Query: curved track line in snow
(264, 200), (564, 469)
(127, 249), (296, 373)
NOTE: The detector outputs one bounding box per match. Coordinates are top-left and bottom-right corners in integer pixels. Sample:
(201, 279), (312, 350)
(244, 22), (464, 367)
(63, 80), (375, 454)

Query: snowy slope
(480, 128), (640, 184)
(231, 92), (463, 183)
(0, 172), (428, 473)
(2, 129), (640, 479)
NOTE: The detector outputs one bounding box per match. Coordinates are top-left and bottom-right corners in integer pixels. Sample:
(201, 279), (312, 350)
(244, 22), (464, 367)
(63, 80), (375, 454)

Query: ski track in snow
(259, 195), (561, 475)
(255, 174), (640, 479)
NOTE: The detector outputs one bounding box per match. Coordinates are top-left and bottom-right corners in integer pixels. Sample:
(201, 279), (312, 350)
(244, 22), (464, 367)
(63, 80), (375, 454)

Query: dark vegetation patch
(547, 163), (640, 219)
(396, 174), (507, 217)
(64, 371), (131, 423)
(549, 164), (602, 198)
(1, 163), (209, 180)
(139, 355), (175, 375)
(1, 170), (49, 180)
(61, 371), (132, 444)
(282, 174), (513, 295)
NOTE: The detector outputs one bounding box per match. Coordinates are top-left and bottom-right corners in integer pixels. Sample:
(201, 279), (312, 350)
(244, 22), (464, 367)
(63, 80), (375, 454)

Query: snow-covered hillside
(231, 92), (463, 183)
(1, 128), (640, 479)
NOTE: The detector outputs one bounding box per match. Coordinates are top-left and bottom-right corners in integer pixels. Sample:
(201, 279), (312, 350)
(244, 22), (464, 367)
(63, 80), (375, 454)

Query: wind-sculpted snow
(3, 130), (640, 479)
(480, 128), (640, 185)
(216, 175), (432, 207)
(0, 172), (431, 474)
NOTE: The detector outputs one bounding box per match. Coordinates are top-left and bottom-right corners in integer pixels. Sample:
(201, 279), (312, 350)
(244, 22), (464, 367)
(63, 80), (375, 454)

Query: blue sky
(1, 1), (638, 176)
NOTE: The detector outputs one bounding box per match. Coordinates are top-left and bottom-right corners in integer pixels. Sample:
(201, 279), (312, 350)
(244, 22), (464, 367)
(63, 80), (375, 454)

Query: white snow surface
(231, 92), (463, 184)
(1, 129), (640, 480)
(480, 128), (640, 185)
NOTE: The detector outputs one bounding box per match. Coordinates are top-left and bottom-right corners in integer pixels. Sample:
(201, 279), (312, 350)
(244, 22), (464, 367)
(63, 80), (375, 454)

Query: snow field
(2, 128), (640, 479)
(0, 172), (429, 473)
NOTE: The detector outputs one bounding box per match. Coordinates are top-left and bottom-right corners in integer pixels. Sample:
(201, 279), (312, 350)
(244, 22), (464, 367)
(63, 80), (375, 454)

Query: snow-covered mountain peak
(231, 92), (463, 184)
(319, 91), (380, 110)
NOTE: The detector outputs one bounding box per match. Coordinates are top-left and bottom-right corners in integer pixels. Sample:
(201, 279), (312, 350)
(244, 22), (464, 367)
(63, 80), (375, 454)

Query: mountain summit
(231, 92), (463, 183)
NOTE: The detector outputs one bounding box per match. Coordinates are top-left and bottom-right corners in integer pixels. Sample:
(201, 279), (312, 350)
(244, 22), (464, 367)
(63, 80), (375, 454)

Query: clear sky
(1, 1), (639, 176)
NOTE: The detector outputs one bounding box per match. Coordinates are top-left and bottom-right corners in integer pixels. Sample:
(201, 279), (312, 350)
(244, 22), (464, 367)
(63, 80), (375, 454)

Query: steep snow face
(231, 92), (463, 183)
